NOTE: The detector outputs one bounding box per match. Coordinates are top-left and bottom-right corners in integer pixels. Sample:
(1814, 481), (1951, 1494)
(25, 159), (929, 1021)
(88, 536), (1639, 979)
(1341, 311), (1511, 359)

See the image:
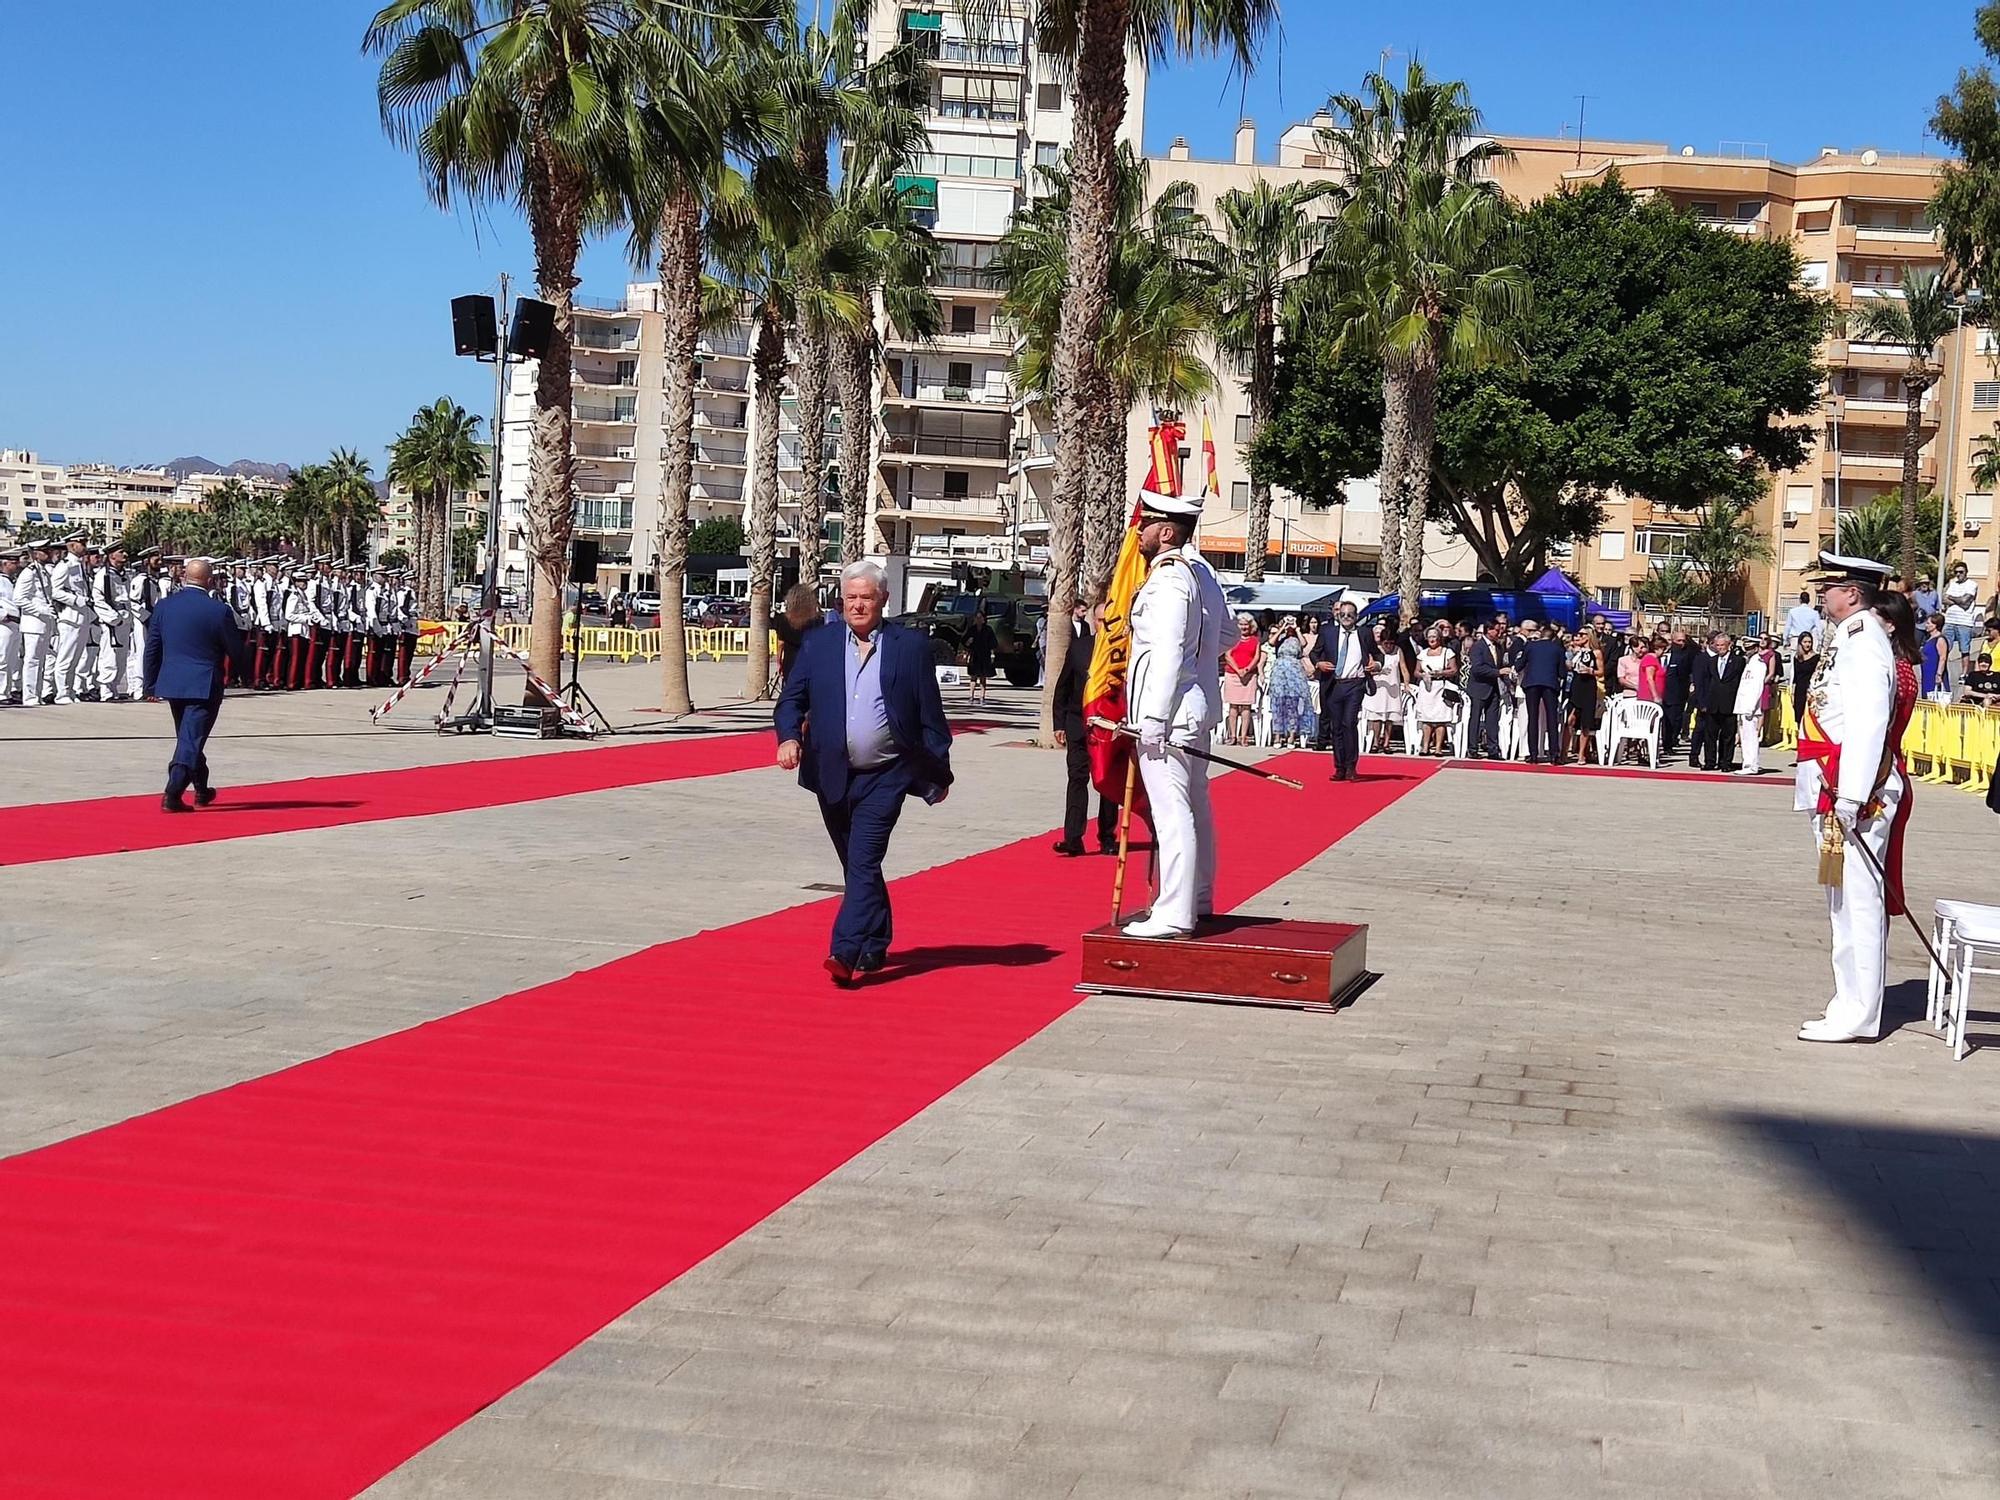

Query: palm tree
(322, 448), (379, 565)
(201, 478), (255, 556)
(1846, 268), (1959, 586)
(1202, 179), (1328, 581)
(994, 149), (1216, 597)
(1634, 557), (1699, 622)
(1309, 63), (1529, 625)
(1033, 0), (1277, 737)
(1973, 427), (2000, 492)
(281, 465), (330, 560)
(1684, 499), (1775, 615)
(368, 0), (640, 684)
(387, 398), (485, 617)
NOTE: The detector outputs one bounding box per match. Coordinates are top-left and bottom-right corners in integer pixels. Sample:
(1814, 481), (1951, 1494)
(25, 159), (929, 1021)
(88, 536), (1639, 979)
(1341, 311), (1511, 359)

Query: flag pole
(1110, 754), (1139, 927)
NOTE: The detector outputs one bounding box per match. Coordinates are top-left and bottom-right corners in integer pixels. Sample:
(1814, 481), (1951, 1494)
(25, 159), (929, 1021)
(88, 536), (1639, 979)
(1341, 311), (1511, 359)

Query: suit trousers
(1814, 775), (1901, 1038)
(1524, 685), (1561, 762)
(1661, 694), (1689, 751)
(166, 696), (222, 800)
(1137, 736), (1216, 932)
(820, 765), (909, 965)
(1062, 722), (1117, 848)
(21, 624), (52, 705)
(1323, 677), (1366, 776)
(1470, 689), (1501, 756)
(1693, 710), (1732, 769)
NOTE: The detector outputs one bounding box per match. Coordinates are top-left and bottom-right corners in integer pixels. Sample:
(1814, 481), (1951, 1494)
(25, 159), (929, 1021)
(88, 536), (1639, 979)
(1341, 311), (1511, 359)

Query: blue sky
(1, 0), (1984, 474)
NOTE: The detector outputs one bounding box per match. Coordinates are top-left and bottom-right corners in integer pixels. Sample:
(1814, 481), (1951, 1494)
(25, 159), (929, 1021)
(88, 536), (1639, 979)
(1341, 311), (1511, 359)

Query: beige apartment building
(0, 450), (69, 538)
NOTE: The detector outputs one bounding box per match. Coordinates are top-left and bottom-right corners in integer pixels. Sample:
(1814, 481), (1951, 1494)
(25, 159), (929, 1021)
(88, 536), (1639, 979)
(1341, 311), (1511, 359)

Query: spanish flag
(1084, 420), (1185, 806)
(1201, 409), (1221, 501)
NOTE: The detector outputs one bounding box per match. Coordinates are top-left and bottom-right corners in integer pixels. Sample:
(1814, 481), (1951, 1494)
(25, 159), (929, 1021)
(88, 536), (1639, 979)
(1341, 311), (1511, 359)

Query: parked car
(699, 600), (751, 628)
(579, 588), (607, 615)
(629, 591), (662, 616)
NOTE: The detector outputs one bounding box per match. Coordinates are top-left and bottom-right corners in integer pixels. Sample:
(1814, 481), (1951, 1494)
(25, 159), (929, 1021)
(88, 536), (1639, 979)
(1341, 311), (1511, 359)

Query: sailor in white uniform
(16, 540), (58, 705)
(1794, 552), (1904, 1043)
(126, 548), (163, 700)
(0, 548), (22, 704)
(91, 541), (133, 701)
(50, 531), (91, 704)
(1122, 487), (1230, 939)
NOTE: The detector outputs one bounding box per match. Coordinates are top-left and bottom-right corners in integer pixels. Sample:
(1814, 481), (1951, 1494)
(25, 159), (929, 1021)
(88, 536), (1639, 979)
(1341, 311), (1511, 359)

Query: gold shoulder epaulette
(1845, 617), (1864, 635)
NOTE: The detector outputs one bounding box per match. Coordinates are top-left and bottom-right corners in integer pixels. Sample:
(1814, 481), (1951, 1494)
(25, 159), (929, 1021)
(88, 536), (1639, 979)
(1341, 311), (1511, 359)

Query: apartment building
(54, 463), (181, 538)
(169, 469), (286, 510)
(0, 450), (69, 537)
(1553, 145), (1986, 624)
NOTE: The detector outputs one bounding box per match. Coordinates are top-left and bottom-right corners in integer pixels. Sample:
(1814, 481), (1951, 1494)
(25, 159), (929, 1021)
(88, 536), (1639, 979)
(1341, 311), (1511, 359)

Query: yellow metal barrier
(489, 621), (779, 662)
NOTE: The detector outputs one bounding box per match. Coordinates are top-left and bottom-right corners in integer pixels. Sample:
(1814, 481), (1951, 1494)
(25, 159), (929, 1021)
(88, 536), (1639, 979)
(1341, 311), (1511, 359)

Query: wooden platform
(1078, 915), (1369, 1012)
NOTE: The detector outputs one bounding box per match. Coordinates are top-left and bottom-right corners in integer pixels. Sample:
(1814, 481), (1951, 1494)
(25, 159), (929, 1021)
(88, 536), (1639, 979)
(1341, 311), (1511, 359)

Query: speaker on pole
(508, 298), (556, 359)
(451, 294), (498, 357)
(569, 537), (601, 584)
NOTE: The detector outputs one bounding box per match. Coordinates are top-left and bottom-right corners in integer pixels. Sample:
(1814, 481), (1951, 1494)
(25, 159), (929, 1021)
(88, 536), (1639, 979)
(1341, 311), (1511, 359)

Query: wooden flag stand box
(1078, 915), (1368, 1012)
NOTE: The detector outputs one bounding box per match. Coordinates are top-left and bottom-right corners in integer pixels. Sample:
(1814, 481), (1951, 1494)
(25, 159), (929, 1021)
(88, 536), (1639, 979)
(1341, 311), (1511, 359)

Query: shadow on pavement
(869, 941), (1064, 983)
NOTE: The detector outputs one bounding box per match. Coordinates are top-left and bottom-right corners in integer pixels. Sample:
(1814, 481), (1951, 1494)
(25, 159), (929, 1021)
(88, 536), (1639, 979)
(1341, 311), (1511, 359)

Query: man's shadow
(202, 799), (365, 813)
(867, 942), (1062, 984)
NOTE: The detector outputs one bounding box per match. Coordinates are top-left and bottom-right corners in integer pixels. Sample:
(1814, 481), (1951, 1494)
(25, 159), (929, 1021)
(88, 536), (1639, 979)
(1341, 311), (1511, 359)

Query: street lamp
(1937, 288), (1986, 592)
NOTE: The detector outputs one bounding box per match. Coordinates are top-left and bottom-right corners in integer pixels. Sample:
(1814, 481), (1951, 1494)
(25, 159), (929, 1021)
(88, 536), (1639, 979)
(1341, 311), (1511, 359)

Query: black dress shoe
(194, 785), (218, 807)
(1052, 840), (1086, 857)
(823, 955), (855, 987)
(1097, 840), (1118, 856)
(161, 794), (192, 814)
(854, 953), (885, 974)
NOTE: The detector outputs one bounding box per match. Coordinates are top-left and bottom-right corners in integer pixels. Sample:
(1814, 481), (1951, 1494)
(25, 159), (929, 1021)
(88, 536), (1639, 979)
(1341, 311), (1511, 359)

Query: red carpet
(0, 753), (1434, 1499)
(1440, 756), (1790, 785)
(0, 733), (775, 868)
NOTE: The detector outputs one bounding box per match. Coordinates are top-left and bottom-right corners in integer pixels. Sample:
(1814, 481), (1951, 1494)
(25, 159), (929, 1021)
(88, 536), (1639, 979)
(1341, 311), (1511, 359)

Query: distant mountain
(160, 456), (295, 482)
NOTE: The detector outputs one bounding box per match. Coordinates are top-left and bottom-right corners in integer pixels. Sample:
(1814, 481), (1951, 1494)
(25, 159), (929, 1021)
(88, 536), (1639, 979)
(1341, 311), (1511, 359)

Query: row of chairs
(1249, 683), (1668, 767)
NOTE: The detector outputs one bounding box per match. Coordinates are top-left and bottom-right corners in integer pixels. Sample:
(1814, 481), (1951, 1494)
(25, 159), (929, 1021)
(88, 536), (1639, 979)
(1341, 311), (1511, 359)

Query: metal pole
(479, 272), (509, 722)
(1936, 303), (1966, 591)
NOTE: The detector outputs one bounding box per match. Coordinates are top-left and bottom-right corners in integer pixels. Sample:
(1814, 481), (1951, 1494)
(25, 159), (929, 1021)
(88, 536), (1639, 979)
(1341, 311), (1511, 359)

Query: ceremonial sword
(1087, 717), (1306, 790)
(1835, 819), (1948, 974)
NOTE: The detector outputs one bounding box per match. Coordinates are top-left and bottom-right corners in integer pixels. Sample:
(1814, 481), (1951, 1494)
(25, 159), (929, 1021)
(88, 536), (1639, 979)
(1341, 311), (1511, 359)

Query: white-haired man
(1122, 488), (1229, 939)
(776, 560), (954, 985)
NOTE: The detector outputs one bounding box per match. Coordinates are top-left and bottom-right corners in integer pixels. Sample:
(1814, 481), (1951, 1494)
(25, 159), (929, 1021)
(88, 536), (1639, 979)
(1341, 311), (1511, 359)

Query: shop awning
(1794, 198), (1836, 215)
(893, 174), (938, 210)
(901, 9), (942, 29)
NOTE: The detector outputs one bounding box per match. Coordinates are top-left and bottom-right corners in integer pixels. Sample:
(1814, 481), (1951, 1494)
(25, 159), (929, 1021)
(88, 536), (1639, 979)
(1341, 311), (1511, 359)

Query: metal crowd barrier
(1907, 700), (1999, 796)
(482, 622), (780, 662)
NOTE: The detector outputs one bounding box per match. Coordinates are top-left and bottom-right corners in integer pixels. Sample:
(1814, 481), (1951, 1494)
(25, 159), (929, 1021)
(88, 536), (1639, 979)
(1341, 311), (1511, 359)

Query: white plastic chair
(1606, 699), (1662, 770)
(1934, 900), (2000, 1059)
(1252, 687), (1273, 748)
(1449, 688), (1471, 759)
(1398, 686), (1424, 756)
(1497, 685), (1527, 762)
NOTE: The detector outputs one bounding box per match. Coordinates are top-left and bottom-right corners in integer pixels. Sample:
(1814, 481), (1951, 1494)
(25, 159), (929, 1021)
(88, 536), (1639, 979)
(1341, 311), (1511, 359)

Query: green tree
(201, 478), (255, 555)
(1635, 557), (1700, 620)
(1847, 268), (1961, 587)
(1684, 500), (1774, 614)
(1931, 4), (2000, 291)
(386, 398), (484, 616)
(280, 465), (331, 559)
(1256, 177), (1829, 585)
(368, 0), (640, 683)
(689, 517), (745, 553)
(323, 447), (380, 565)
(1032, 0), (1275, 741)
(451, 524), (482, 584)
(1305, 63), (1528, 622)
(1838, 492), (1951, 570)
(378, 547), (412, 571)
(1198, 179), (1328, 581)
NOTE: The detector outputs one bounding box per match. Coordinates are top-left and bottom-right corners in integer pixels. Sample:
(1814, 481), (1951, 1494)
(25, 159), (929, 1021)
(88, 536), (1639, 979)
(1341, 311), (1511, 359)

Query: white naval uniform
(127, 570), (161, 699)
(0, 571), (20, 700)
(50, 550), (90, 703)
(1125, 545), (1230, 933)
(16, 559), (56, 705)
(91, 563), (132, 698)
(1795, 609), (1901, 1039)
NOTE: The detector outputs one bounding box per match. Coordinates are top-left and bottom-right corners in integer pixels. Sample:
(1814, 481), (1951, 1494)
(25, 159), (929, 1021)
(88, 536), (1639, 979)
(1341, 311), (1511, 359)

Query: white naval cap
(1137, 486), (1203, 521)
(1804, 551), (1894, 586)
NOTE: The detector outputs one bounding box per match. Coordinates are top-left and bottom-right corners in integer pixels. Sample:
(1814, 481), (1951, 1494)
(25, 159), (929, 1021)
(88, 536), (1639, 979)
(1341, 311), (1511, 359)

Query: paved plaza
(4, 663), (1998, 1499)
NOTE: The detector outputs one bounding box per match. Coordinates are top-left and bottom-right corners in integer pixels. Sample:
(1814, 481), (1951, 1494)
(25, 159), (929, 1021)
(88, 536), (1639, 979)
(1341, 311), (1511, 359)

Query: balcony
(935, 265), (1003, 293)
(696, 372), (749, 395)
(696, 334), (752, 360)
(911, 533), (1012, 562)
(575, 443), (635, 462)
(575, 405), (637, 426)
(881, 433), (1010, 461)
(891, 488), (1005, 518)
(694, 443), (747, 468)
(886, 381), (1011, 408)
(906, 150), (1021, 182)
(692, 482), (744, 504)
(575, 330), (639, 352)
(937, 39), (1024, 67)
(576, 370), (637, 388)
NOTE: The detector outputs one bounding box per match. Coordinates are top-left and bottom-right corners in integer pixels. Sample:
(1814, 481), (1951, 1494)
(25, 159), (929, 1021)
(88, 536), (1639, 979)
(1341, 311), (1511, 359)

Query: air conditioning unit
(1783, 514), (1799, 527)
(1965, 519), (1981, 534)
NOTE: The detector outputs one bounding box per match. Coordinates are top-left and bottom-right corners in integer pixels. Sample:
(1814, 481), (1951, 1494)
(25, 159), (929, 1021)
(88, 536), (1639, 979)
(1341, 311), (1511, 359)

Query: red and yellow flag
(1084, 419), (1185, 807)
(1201, 410), (1221, 502)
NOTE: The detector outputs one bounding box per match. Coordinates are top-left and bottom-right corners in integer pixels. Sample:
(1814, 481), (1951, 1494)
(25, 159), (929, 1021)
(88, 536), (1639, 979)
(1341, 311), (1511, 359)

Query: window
(1034, 142), (1060, 169)
(950, 304), (976, 334)
(1736, 200), (1762, 221)
(1301, 153), (1328, 168)
(1783, 539), (1812, 570)
(1784, 484), (1813, 516)
(938, 73), (1018, 121)
(1593, 586), (1624, 610)
(943, 471), (969, 499)
(1230, 481), (1249, 511)
(1799, 260), (1828, 289)
(1967, 493), (1995, 525)
(1634, 528), (1693, 557)
(1037, 81), (1062, 111)
(1234, 414), (1252, 443)
(1597, 531), (1627, 561)
(1974, 382), (2000, 411)
(1964, 547), (1991, 578)
(946, 361), (973, 393)
(1688, 200), (1720, 220)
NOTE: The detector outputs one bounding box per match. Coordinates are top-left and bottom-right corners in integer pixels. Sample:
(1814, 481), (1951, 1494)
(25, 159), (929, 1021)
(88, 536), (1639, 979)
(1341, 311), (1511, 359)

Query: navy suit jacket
(775, 619), (953, 804)
(1517, 638), (1567, 691)
(142, 586), (249, 702)
(1466, 634), (1504, 698)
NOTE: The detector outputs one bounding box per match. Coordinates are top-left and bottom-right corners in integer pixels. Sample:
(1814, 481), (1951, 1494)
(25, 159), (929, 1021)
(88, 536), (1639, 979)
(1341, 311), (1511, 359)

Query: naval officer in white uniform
(1122, 487), (1230, 940)
(1795, 552), (1903, 1043)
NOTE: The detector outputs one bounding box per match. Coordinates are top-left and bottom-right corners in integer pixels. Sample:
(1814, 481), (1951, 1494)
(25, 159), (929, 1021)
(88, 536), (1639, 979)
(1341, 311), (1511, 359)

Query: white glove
(1833, 798), (1861, 832)
(1137, 717), (1167, 753)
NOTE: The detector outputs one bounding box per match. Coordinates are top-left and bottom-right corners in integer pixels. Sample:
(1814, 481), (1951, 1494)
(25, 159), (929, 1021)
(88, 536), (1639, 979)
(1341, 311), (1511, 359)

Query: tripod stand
(558, 607), (613, 734)
(370, 612), (591, 735)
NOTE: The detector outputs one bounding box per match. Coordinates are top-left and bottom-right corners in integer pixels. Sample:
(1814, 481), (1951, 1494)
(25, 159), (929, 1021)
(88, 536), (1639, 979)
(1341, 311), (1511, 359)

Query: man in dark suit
(1310, 601), (1381, 781)
(141, 558), (252, 813)
(777, 561), (953, 986)
(1465, 619), (1507, 758)
(1052, 598), (1117, 856)
(1688, 631), (1744, 770)
(1661, 628), (1697, 755)
(1516, 619), (1568, 763)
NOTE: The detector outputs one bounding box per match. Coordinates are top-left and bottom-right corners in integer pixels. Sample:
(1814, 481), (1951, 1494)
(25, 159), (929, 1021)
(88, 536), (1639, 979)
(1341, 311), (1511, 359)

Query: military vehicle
(909, 581), (1048, 687)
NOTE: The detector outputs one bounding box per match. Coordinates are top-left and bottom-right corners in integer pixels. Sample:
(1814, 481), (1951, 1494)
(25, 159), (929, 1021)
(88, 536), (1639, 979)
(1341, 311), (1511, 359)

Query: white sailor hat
(1804, 551), (1894, 587)
(0, 547), (22, 561)
(1137, 485), (1202, 522)
(63, 529), (88, 543)
(134, 546), (161, 561)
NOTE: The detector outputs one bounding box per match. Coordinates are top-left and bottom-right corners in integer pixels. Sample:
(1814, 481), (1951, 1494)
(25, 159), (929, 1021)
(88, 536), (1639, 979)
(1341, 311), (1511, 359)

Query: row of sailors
(0, 533), (423, 706)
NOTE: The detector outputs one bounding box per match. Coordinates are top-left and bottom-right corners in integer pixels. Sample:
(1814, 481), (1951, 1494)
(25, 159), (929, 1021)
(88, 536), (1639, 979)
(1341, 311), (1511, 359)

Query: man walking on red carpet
(776, 560), (953, 985)
(141, 558), (253, 813)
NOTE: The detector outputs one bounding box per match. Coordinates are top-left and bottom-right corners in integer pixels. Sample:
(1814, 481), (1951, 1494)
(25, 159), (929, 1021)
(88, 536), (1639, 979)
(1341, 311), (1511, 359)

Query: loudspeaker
(569, 537), (600, 583)
(508, 298), (556, 359)
(451, 294), (498, 357)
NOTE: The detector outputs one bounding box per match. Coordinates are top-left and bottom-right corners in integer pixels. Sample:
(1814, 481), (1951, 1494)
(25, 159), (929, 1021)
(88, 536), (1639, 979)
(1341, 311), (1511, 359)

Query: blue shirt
(1915, 587), (1940, 617)
(843, 628), (895, 770)
(1923, 634), (1949, 695)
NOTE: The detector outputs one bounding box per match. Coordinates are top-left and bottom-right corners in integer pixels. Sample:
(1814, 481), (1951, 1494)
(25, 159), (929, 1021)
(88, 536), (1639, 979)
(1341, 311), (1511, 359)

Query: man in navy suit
(776, 560), (953, 985)
(141, 558), (253, 813)
(1515, 618), (1568, 763)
